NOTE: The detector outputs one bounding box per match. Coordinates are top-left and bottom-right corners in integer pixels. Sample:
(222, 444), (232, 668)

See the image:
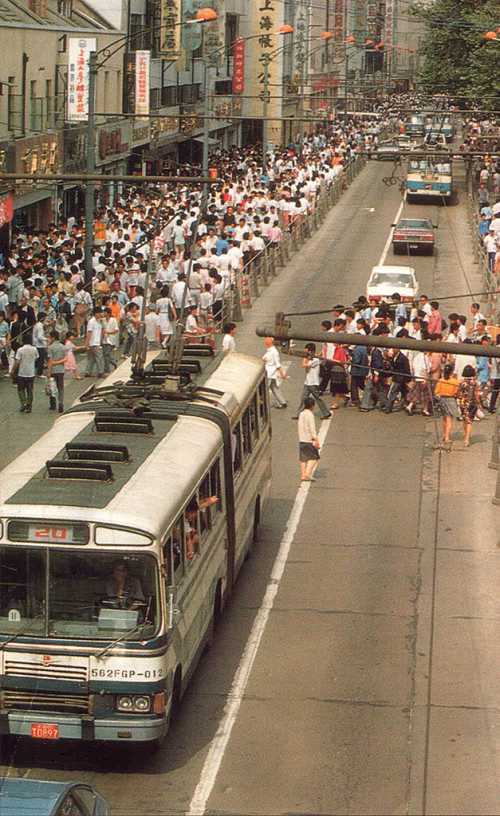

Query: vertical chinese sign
(384, 0), (394, 47)
(159, 0), (181, 60)
(247, 0), (284, 148)
(232, 38), (245, 94)
(135, 50), (150, 118)
(67, 38), (96, 122)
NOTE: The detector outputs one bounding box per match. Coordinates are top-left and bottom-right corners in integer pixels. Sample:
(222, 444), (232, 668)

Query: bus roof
(0, 352), (264, 540)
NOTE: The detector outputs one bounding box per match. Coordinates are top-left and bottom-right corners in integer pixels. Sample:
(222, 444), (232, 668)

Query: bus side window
(250, 395), (259, 444)
(232, 424), (242, 474)
(164, 521), (184, 585)
(184, 498), (200, 563)
(258, 379), (269, 428)
(242, 407), (252, 458)
(210, 460), (222, 513)
(199, 473), (212, 536)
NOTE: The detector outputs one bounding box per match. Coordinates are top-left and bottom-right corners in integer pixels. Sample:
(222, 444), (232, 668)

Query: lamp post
(83, 8), (217, 286)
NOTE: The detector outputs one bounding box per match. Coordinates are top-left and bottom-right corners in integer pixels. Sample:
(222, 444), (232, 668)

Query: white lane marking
(377, 195), (405, 267)
(188, 416), (333, 816)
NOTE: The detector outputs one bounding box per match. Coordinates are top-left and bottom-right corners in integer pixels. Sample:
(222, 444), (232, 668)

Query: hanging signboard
(159, 0), (181, 60)
(67, 37), (96, 122)
(135, 50), (150, 118)
(232, 38), (245, 94)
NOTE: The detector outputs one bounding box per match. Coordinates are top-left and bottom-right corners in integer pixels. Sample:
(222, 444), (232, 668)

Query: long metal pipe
(0, 174), (216, 183)
(255, 327), (500, 359)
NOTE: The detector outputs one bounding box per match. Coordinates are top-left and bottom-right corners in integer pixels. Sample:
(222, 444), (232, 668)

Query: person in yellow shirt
(434, 363), (460, 450)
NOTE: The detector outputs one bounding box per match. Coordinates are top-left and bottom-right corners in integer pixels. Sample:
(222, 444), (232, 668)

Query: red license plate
(31, 723), (59, 740)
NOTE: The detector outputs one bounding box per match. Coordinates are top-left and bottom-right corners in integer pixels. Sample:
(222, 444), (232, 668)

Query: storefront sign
(67, 37), (96, 122)
(13, 134), (61, 176)
(159, 0), (181, 59)
(0, 192), (14, 228)
(232, 38), (245, 94)
(131, 121), (151, 148)
(151, 113), (180, 144)
(96, 121), (131, 167)
(135, 50), (150, 118)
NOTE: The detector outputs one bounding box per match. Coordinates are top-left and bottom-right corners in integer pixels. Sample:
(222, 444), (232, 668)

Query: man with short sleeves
(85, 308), (105, 378)
(47, 330), (66, 413)
(13, 337), (38, 413)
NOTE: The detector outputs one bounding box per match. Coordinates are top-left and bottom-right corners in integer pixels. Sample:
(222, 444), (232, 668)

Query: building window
(161, 85), (178, 107)
(150, 87), (161, 110)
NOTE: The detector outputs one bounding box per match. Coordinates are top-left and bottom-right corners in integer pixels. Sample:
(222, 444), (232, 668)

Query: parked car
(397, 135), (421, 153)
(366, 265), (418, 303)
(375, 140), (400, 160)
(391, 218), (437, 255)
(0, 779), (109, 816)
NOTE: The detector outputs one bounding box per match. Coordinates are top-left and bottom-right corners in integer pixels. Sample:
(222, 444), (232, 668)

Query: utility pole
(84, 51), (97, 289)
(262, 56), (270, 174)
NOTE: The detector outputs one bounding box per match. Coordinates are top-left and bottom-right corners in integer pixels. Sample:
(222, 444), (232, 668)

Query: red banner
(232, 37), (245, 95)
(0, 193), (13, 229)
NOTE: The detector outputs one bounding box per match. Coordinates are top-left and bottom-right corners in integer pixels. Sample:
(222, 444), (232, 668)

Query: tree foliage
(411, 0), (499, 108)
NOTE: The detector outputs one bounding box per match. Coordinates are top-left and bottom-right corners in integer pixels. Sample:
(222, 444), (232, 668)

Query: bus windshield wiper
(95, 621), (149, 660)
(0, 615), (44, 651)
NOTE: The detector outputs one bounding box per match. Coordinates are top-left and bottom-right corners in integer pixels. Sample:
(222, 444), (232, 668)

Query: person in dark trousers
(47, 330), (67, 413)
(383, 348), (412, 412)
(11, 337), (38, 413)
(293, 343), (332, 420)
(349, 340), (369, 406)
(359, 326), (391, 411)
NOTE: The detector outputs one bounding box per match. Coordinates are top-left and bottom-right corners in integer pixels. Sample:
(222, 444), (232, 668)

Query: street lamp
(83, 8), (217, 285)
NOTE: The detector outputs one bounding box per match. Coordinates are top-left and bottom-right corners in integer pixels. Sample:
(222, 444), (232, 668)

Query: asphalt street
(1, 159), (499, 816)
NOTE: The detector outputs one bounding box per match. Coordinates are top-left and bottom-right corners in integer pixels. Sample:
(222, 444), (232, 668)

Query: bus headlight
(133, 696), (151, 712)
(116, 696), (134, 712)
(116, 695), (151, 713)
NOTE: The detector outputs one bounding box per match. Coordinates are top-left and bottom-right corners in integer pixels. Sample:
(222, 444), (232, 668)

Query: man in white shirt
(262, 336), (288, 408)
(293, 343), (331, 419)
(13, 338), (38, 412)
(85, 308), (105, 377)
(102, 308), (120, 372)
(484, 230), (498, 271)
(222, 322), (236, 353)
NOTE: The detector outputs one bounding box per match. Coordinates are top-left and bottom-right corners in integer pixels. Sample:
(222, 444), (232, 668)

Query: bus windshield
(0, 547), (159, 640)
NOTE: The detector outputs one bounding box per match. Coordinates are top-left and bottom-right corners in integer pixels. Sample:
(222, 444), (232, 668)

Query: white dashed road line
(377, 196), (406, 267)
(187, 415), (333, 816)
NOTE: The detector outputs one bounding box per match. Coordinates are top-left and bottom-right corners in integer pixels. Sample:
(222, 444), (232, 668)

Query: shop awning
(192, 136), (220, 146)
(14, 188), (53, 210)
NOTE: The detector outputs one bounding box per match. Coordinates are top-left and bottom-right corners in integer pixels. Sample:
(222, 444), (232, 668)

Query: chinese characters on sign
(15, 135), (61, 176)
(67, 37), (96, 122)
(293, 0), (307, 85)
(159, 0), (181, 60)
(247, 0), (284, 148)
(333, 0), (345, 59)
(384, 0), (394, 46)
(135, 50), (150, 118)
(232, 38), (245, 94)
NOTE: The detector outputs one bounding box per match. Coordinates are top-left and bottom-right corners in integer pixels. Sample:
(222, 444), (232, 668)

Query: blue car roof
(0, 779), (78, 816)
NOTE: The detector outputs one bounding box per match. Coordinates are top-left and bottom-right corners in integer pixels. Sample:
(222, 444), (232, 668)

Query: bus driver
(105, 560), (145, 610)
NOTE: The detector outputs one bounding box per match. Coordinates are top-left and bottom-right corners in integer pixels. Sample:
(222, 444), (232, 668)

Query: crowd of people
(262, 292), (500, 458)
(0, 113), (394, 415)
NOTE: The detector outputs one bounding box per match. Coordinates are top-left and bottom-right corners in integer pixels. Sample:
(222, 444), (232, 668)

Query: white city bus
(0, 349), (271, 747)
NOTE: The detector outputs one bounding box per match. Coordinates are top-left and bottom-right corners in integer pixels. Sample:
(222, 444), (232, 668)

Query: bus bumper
(0, 711), (168, 742)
